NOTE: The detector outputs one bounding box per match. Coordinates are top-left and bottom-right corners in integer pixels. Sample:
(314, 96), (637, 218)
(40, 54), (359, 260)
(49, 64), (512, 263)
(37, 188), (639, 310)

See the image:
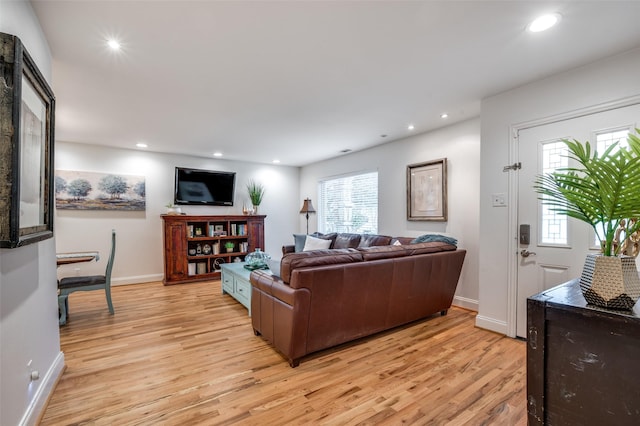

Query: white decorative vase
(579, 253), (640, 310)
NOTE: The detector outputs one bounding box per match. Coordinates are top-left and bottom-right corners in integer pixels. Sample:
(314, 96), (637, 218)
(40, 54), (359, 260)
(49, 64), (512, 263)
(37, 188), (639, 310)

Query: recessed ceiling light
(213, 152), (223, 157)
(408, 124), (415, 131)
(107, 39), (121, 50)
(135, 142), (147, 148)
(272, 159), (280, 164)
(528, 13), (561, 33)
(440, 113), (448, 119)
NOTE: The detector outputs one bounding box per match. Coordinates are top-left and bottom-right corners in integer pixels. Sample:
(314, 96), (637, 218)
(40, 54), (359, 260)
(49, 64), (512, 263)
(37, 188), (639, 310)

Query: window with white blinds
(318, 171), (378, 234)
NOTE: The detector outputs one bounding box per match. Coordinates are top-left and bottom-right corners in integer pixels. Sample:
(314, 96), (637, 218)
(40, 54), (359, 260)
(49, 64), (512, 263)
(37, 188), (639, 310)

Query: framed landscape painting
(55, 170), (146, 211)
(407, 158), (447, 221)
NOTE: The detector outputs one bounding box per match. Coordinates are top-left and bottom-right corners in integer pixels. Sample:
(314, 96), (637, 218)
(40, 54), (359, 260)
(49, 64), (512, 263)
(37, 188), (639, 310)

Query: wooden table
(56, 251), (100, 266)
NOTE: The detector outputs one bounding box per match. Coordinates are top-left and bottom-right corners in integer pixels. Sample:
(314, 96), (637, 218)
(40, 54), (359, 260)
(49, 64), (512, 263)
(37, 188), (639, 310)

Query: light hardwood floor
(41, 280), (527, 425)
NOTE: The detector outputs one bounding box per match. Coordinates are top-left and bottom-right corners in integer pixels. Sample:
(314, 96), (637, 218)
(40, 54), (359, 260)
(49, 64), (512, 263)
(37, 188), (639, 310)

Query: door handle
(520, 249), (537, 258)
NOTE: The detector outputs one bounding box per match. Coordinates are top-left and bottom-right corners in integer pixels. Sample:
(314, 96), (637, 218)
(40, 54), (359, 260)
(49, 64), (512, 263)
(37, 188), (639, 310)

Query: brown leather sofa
(250, 239), (466, 367)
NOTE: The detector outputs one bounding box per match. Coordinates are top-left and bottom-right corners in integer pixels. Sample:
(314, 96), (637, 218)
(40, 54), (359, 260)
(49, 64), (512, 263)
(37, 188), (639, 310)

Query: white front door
(515, 104), (640, 338)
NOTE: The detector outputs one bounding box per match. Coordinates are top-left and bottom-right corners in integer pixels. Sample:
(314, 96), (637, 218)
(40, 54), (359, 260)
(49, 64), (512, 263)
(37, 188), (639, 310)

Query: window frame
(317, 170), (379, 235)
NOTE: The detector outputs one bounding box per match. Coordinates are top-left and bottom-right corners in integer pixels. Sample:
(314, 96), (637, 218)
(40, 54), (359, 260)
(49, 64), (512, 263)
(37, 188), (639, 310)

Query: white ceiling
(31, 1), (640, 167)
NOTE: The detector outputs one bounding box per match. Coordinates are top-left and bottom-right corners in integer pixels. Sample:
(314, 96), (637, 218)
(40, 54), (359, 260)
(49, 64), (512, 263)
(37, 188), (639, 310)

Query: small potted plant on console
(247, 180), (265, 214)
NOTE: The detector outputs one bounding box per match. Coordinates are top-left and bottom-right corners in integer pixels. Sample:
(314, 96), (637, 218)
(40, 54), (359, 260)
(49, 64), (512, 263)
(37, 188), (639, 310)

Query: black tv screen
(174, 167), (236, 206)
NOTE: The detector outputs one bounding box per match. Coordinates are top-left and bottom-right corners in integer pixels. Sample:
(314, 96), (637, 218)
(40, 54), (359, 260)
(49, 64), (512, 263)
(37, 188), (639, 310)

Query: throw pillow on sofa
(293, 234), (308, 252)
(292, 232), (337, 252)
(303, 235), (332, 251)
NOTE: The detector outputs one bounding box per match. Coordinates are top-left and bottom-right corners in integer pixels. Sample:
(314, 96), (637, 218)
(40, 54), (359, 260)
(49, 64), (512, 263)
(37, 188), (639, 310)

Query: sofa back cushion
(357, 241), (455, 261)
(280, 248), (363, 283)
(358, 234), (393, 247)
(357, 245), (410, 261)
(403, 241), (457, 255)
(390, 237), (414, 245)
(333, 233), (362, 249)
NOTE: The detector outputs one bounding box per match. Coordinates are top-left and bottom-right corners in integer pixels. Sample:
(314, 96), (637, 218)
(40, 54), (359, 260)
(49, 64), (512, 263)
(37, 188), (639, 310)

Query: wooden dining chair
(58, 229), (116, 325)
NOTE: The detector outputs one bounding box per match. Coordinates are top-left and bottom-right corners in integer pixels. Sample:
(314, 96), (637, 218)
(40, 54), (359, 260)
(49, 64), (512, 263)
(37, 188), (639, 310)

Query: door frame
(505, 94), (640, 338)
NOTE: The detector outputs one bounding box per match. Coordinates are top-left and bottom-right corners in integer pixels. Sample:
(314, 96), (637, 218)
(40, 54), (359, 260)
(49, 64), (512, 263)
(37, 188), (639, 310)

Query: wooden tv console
(161, 214), (265, 285)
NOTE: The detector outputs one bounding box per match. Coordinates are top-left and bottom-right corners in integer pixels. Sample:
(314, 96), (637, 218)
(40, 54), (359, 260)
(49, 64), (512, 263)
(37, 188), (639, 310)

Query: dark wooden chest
(527, 279), (640, 425)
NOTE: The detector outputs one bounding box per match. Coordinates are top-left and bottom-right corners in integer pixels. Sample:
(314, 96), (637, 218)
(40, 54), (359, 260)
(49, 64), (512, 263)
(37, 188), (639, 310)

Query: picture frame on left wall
(0, 32), (55, 248)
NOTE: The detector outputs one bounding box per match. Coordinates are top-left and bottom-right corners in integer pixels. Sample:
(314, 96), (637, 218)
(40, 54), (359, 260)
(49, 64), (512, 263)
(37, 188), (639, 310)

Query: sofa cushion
(391, 237), (414, 245)
(357, 242), (455, 260)
(403, 241), (457, 255)
(357, 245), (410, 261)
(280, 249), (363, 283)
(333, 233), (362, 249)
(358, 234), (393, 247)
(303, 235), (332, 251)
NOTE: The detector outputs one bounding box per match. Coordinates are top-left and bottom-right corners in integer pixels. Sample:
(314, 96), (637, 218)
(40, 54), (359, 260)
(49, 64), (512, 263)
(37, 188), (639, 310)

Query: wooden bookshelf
(161, 214), (266, 285)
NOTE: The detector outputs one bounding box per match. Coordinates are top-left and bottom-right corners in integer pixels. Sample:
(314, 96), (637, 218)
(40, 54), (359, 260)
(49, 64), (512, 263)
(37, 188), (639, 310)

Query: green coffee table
(220, 262), (271, 316)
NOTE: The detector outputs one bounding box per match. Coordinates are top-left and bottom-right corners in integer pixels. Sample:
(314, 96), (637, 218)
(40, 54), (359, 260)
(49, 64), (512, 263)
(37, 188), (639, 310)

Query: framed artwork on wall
(55, 170), (146, 211)
(407, 158), (447, 221)
(0, 32), (56, 248)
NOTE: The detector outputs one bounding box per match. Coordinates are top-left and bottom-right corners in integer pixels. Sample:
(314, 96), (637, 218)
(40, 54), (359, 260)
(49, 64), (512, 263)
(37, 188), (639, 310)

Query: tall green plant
(246, 180), (265, 206)
(534, 129), (640, 256)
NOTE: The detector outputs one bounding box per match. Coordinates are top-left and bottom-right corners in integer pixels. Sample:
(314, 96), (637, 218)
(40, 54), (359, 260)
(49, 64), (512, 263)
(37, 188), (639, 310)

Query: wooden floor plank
(41, 280), (526, 425)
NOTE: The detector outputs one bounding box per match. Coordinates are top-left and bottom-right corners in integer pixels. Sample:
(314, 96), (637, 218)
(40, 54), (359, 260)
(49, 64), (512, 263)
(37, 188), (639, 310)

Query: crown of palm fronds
(534, 130), (640, 256)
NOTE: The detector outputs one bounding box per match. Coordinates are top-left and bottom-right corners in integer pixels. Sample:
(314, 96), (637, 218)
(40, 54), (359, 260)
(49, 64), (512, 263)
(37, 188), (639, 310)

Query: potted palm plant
(534, 129), (640, 309)
(246, 180), (265, 214)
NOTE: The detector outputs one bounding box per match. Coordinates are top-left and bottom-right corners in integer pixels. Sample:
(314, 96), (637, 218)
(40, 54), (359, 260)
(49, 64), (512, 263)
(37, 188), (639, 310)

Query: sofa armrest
(250, 269), (311, 367)
(282, 245), (295, 255)
(251, 269), (297, 305)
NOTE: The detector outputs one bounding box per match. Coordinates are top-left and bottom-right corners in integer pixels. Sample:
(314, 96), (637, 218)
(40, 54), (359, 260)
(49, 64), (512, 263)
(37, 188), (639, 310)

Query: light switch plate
(492, 193), (507, 207)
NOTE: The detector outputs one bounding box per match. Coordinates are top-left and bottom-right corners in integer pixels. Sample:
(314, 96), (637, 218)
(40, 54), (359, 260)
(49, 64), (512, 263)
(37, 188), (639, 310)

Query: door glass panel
(592, 128), (631, 247)
(596, 128), (629, 152)
(540, 140), (568, 245)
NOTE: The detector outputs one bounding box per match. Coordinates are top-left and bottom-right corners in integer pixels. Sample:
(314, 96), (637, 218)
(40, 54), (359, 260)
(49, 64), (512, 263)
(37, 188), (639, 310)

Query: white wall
(300, 118), (481, 309)
(55, 142), (300, 283)
(0, 2), (64, 425)
(478, 47), (640, 334)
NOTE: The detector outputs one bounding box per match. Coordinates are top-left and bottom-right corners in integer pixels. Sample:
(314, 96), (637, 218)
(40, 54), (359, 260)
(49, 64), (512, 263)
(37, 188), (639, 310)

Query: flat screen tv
(174, 167), (236, 206)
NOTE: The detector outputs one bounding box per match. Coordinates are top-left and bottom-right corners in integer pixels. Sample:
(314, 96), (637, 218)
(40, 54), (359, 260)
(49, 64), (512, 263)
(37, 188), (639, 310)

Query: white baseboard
(112, 274), (164, 286)
(475, 315), (508, 335)
(19, 351), (65, 426)
(452, 296), (478, 311)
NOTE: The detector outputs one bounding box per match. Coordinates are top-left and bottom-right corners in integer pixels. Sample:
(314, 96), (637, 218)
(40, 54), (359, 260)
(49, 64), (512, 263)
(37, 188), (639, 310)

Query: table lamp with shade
(299, 198), (316, 234)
